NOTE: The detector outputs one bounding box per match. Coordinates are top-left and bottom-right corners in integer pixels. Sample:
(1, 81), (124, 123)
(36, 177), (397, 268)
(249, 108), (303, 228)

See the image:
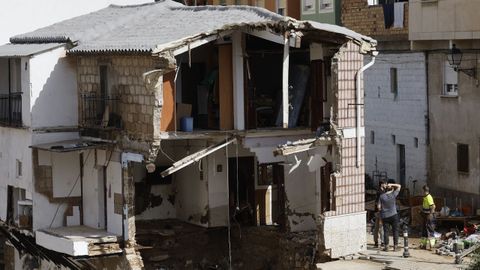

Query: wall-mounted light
(447, 44), (476, 78)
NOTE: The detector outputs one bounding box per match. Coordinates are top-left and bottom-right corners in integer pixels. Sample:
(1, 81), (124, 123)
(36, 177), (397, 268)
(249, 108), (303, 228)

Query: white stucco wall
(0, 0), (153, 45)
(284, 151), (320, 232)
(29, 46), (78, 128)
(364, 52), (428, 193)
(0, 128), (33, 221)
(207, 148), (229, 227)
(174, 142), (210, 227)
(135, 147), (176, 221)
(106, 159), (123, 235)
(82, 149), (105, 229)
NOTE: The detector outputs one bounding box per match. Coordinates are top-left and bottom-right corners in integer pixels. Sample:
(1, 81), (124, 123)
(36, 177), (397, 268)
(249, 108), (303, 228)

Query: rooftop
(9, 0), (376, 54)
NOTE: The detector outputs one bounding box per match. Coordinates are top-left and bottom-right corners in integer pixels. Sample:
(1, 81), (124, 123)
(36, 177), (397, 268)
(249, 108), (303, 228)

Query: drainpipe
(355, 52), (377, 168)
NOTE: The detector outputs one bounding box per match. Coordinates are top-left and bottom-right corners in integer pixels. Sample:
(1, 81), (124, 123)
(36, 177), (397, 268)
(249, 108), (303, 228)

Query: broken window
(444, 61), (458, 96)
(457, 143), (469, 173)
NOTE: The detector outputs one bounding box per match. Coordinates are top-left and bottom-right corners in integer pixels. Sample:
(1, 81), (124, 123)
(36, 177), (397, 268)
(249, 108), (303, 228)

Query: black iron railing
(0, 92), (22, 127)
(81, 93), (121, 128)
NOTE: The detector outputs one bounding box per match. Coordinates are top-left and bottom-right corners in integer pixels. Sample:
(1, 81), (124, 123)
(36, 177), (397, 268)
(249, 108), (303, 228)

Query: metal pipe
(7, 58), (11, 125)
(282, 31), (290, 128)
(355, 53), (377, 168)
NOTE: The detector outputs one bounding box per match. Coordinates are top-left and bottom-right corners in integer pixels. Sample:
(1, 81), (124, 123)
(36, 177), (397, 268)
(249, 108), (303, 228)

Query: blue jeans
(382, 214), (399, 246)
(374, 212), (384, 245)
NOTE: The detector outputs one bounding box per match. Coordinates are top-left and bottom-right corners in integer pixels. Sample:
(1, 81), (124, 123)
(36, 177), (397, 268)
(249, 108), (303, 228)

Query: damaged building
(0, 1), (376, 269)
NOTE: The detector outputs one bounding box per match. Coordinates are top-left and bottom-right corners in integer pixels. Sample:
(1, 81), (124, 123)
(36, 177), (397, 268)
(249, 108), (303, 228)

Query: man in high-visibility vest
(422, 185), (436, 240)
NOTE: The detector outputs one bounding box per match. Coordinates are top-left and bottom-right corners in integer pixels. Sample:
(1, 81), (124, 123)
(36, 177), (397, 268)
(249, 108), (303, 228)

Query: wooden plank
(218, 44), (234, 130)
(311, 60), (324, 131)
(287, 0), (300, 19)
(161, 71), (176, 132)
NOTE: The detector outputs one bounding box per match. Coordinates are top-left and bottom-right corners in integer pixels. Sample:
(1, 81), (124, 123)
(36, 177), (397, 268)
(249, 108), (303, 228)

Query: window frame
(443, 60), (459, 97)
(301, 0), (316, 15)
(457, 143), (469, 174)
(390, 67), (398, 99)
(318, 0), (334, 13)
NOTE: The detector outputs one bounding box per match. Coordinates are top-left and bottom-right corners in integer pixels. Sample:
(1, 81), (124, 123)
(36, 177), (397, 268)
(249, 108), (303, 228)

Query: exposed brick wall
(330, 41), (365, 216)
(77, 55), (158, 142)
(341, 0), (408, 41)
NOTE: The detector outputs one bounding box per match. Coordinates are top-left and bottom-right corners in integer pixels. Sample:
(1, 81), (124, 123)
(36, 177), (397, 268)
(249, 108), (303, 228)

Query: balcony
(0, 92), (22, 127)
(81, 93), (121, 129)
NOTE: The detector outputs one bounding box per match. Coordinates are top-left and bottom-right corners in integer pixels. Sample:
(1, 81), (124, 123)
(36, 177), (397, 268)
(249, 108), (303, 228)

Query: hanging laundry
(393, 2), (405, 28)
(382, 3), (394, 29)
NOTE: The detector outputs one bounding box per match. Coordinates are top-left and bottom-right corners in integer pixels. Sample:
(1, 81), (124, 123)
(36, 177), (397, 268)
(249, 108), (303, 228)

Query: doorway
(397, 144), (406, 187)
(229, 157), (256, 226)
(256, 163), (285, 227)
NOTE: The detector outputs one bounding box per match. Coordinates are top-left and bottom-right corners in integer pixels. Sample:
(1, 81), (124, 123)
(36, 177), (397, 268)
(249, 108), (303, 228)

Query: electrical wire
(159, 140), (176, 163)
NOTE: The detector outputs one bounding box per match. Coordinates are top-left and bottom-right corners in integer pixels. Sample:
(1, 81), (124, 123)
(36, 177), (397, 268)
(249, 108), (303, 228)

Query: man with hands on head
(378, 181), (401, 252)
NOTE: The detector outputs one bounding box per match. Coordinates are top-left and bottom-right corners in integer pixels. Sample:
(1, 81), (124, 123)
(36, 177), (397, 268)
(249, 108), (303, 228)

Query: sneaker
(382, 246), (389, 252)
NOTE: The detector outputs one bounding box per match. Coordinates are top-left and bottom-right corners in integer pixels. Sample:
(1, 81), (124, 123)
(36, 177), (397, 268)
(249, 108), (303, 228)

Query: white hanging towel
(393, 2), (405, 29)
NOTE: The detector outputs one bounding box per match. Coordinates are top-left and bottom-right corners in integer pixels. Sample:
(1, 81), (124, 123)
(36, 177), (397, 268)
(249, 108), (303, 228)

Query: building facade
(342, 0), (428, 193)
(0, 1), (376, 269)
(410, 0), (480, 209)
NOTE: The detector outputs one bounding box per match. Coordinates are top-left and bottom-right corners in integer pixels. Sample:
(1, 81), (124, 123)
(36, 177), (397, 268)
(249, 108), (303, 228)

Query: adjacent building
(409, 0), (480, 210)
(0, 1), (376, 269)
(342, 0), (428, 193)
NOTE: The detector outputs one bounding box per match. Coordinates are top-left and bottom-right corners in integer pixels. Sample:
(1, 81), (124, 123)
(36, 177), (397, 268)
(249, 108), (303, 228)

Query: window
(258, 163), (277, 186)
(276, 0), (286, 15)
(16, 159), (22, 177)
(414, 137), (419, 148)
(444, 61), (458, 96)
(371, 130), (375, 144)
(302, 0), (315, 14)
(0, 58), (23, 127)
(392, 134), (396, 144)
(390, 68), (398, 98)
(457, 144), (469, 173)
(368, 0), (408, 5)
(318, 0), (333, 12)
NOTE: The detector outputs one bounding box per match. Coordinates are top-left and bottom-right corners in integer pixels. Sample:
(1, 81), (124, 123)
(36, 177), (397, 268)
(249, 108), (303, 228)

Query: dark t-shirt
(379, 189), (400, 219)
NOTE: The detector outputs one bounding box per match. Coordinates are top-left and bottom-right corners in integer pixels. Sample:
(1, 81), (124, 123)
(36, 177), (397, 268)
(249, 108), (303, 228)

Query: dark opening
(321, 162), (334, 213)
(178, 44), (220, 130)
(457, 143), (469, 173)
(245, 35), (311, 129)
(228, 157), (255, 226)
